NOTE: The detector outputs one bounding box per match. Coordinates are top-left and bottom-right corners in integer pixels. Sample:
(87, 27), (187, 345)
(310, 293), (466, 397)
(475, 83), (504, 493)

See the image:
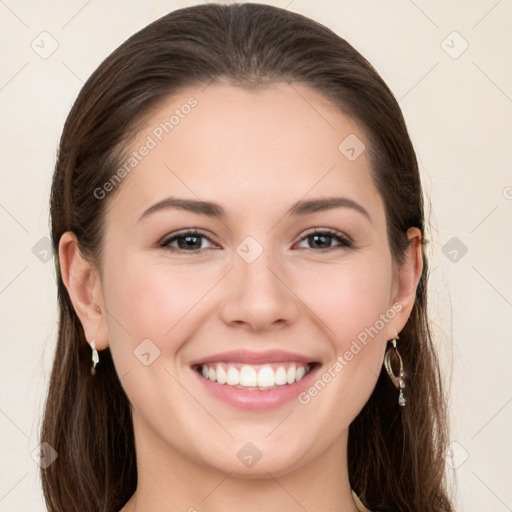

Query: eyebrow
(139, 196), (371, 222)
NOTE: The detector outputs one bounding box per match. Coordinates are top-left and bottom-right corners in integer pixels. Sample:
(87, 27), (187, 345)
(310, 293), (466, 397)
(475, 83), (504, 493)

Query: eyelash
(159, 228), (353, 253)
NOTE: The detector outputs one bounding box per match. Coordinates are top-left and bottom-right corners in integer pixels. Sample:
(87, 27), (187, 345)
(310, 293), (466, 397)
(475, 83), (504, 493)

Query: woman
(41, 3), (454, 511)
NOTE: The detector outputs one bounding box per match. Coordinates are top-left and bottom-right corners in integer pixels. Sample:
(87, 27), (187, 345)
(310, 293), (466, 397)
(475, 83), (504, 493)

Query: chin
(197, 440), (311, 479)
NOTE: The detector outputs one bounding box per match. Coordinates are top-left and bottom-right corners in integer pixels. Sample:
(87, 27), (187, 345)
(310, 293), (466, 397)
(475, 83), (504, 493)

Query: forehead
(107, 82), (384, 225)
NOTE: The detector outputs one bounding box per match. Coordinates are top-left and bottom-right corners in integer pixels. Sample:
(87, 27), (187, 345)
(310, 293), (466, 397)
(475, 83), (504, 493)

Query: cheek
(292, 261), (393, 420)
(295, 257), (394, 341)
(101, 256), (219, 352)
(102, 245), (394, 373)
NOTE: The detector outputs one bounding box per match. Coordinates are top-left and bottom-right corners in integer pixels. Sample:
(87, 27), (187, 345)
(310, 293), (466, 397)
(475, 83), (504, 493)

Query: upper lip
(189, 349), (318, 366)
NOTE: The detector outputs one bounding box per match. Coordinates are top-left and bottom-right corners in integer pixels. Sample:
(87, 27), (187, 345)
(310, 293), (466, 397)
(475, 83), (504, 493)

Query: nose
(218, 240), (301, 332)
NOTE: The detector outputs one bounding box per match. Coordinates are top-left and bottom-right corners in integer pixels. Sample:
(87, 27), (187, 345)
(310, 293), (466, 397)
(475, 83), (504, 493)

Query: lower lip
(192, 365), (321, 410)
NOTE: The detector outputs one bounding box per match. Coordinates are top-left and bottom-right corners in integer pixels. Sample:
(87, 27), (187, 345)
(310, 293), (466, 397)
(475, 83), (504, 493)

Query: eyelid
(297, 227), (353, 247)
(159, 228), (219, 249)
(160, 227), (353, 252)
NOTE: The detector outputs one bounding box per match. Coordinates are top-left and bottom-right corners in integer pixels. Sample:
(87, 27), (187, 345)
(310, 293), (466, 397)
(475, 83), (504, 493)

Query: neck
(121, 423), (359, 512)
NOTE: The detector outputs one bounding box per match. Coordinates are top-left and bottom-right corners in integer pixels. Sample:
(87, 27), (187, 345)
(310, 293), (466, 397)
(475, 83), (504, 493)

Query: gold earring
(384, 333), (406, 407)
(90, 341), (99, 375)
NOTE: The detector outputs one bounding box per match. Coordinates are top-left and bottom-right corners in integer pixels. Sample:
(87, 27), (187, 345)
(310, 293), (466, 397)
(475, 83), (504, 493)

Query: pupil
(179, 235), (200, 249)
(311, 234), (330, 249)
(176, 234), (334, 250)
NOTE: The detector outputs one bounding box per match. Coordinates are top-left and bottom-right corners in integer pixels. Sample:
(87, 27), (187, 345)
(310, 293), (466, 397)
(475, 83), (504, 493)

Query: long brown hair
(42, 3), (453, 511)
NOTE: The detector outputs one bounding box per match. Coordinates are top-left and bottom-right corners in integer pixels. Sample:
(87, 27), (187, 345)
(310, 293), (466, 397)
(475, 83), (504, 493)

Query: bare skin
(59, 81), (422, 512)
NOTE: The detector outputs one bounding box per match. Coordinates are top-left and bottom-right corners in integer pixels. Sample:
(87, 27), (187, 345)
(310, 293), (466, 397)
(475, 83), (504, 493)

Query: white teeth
(286, 365), (296, 384)
(216, 364), (227, 384)
(257, 365), (275, 387)
(296, 366), (306, 381)
(274, 366), (287, 385)
(199, 362), (311, 389)
(240, 365), (257, 387)
(226, 366), (240, 385)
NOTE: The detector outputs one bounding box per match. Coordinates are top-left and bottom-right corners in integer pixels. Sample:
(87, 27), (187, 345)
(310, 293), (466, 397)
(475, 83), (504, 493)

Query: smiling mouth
(192, 361), (320, 390)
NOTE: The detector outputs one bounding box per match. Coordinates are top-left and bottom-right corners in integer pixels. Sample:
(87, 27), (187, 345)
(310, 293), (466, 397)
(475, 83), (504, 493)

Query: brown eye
(160, 230), (216, 251)
(296, 229), (352, 251)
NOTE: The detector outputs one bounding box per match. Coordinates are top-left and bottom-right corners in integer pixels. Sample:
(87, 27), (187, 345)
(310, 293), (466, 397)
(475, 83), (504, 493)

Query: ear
(58, 231), (109, 350)
(386, 227), (423, 340)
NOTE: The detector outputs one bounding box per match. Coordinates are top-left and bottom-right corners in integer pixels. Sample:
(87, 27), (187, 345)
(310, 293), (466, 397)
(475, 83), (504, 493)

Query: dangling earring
(90, 341), (99, 375)
(384, 332), (406, 407)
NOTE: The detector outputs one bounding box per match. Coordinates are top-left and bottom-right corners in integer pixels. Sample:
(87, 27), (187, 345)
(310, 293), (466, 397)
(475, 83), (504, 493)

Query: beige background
(1, 0), (511, 510)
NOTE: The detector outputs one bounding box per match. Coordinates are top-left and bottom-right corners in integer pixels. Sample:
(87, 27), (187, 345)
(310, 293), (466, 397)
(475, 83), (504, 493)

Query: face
(91, 81), (412, 477)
